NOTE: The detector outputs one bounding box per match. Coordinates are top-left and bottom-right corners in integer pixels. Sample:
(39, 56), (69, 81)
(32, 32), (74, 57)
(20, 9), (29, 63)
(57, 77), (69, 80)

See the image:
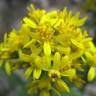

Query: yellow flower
(48, 69), (61, 82)
(28, 4), (46, 23)
(0, 4), (96, 96)
(19, 50), (32, 62)
(37, 24), (54, 41)
(23, 17), (37, 28)
(87, 67), (95, 82)
(33, 68), (42, 79)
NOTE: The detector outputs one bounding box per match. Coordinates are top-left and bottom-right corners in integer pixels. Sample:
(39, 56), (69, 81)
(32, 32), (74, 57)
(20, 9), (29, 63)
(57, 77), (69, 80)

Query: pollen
(37, 25), (54, 41)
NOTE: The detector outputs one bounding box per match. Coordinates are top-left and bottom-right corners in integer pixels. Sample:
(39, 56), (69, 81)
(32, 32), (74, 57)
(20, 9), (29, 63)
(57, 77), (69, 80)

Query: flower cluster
(0, 5), (96, 96)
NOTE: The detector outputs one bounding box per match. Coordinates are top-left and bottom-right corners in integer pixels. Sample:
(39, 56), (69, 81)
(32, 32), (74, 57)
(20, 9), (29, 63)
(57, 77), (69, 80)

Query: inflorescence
(0, 4), (96, 96)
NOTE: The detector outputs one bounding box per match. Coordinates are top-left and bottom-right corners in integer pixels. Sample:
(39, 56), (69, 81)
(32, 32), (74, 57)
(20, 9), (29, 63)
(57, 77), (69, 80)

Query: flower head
(0, 4), (96, 96)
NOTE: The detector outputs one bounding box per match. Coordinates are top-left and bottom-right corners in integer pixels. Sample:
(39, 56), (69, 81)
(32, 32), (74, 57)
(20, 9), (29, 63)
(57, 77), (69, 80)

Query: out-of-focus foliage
(0, 68), (27, 96)
(82, 0), (96, 44)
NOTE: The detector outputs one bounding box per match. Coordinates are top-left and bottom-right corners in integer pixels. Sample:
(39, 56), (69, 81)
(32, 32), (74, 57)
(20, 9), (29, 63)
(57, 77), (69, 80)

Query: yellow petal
(33, 69), (42, 79)
(61, 55), (71, 67)
(23, 17), (37, 28)
(46, 10), (57, 17)
(19, 50), (32, 62)
(55, 46), (71, 55)
(61, 69), (76, 80)
(89, 42), (96, 53)
(87, 67), (95, 82)
(40, 10), (57, 24)
(71, 39), (83, 49)
(24, 67), (33, 79)
(23, 39), (36, 48)
(42, 56), (51, 70)
(5, 62), (11, 75)
(56, 79), (70, 93)
(85, 52), (92, 60)
(0, 47), (10, 52)
(81, 56), (86, 64)
(43, 41), (51, 56)
(35, 56), (44, 69)
(40, 90), (50, 96)
(53, 52), (61, 69)
(70, 49), (84, 60)
(54, 19), (63, 28)
(70, 12), (87, 26)
(78, 16), (88, 26)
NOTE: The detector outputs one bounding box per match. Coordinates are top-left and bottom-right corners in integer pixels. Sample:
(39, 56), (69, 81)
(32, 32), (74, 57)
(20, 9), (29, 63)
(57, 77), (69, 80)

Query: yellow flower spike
(56, 79), (70, 93)
(1, 4), (96, 96)
(24, 67), (33, 79)
(53, 52), (61, 69)
(23, 17), (37, 28)
(5, 61), (11, 75)
(43, 41), (51, 56)
(40, 90), (50, 96)
(87, 67), (95, 82)
(33, 69), (42, 79)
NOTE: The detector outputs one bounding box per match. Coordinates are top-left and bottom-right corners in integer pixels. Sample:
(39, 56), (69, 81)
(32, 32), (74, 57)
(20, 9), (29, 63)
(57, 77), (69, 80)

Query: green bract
(0, 4), (96, 96)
